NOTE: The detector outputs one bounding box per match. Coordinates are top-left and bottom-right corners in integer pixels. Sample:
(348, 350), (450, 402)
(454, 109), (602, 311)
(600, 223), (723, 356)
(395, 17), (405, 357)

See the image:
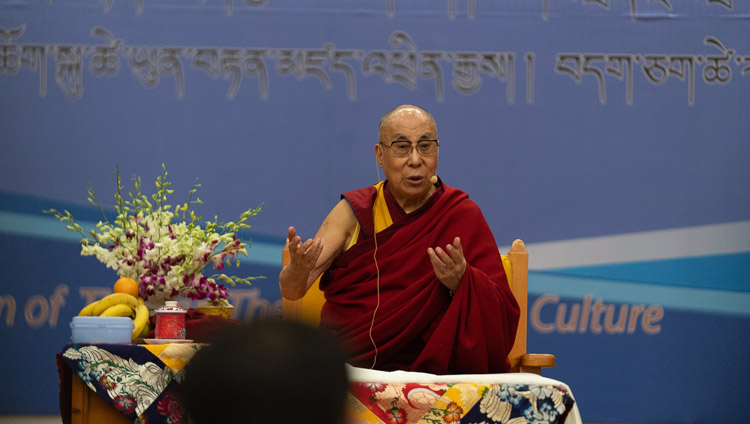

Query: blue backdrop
(1, 1), (749, 422)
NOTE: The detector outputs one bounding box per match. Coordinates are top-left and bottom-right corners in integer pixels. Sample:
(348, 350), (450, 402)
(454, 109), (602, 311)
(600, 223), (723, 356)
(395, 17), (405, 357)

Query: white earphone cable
(368, 160), (383, 369)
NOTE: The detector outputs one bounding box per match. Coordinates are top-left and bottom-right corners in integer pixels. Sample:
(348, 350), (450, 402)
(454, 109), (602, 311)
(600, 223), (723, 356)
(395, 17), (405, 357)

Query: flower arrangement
(45, 165), (262, 308)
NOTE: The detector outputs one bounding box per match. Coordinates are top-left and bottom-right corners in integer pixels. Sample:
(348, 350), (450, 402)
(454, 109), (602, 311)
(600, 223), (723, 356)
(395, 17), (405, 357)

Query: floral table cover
(348, 381), (575, 424)
(60, 343), (578, 424)
(60, 343), (202, 424)
(346, 367), (579, 424)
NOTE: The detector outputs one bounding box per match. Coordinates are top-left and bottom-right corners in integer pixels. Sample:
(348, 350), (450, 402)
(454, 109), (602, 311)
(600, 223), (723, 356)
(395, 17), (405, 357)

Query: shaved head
(378, 105), (437, 140)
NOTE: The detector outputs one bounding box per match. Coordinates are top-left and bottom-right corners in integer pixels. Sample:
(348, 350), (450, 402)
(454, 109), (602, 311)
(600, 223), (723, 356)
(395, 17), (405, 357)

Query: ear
(374, 144), (383, 167)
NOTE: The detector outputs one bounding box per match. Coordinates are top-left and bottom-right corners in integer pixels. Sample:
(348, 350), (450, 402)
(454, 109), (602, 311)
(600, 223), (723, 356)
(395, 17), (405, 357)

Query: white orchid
(45, 165), (263, 306)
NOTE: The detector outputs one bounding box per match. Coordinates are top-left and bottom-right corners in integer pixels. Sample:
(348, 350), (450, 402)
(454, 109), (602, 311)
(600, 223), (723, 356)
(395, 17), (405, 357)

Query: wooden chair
(282, 239), (555, 374)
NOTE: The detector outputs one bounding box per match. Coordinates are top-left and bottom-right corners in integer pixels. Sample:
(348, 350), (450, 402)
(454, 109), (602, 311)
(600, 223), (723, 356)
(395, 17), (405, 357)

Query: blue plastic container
(70, 316), (134, 344)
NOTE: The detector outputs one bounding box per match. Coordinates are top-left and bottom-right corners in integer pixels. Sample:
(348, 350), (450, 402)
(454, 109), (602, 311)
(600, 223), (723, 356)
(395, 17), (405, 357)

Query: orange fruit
(114, 277), (140, 297)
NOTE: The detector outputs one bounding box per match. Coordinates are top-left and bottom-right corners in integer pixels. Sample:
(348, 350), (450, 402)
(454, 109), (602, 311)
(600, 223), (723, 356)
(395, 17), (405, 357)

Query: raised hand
(427, 236), (466, 293)
(280, 226), (324, 300)
(286, 226), (324, 275)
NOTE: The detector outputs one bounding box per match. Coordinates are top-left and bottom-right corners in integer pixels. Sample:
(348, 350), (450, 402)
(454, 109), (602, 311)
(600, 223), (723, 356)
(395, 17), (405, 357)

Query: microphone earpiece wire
(368, 159), (382, 369)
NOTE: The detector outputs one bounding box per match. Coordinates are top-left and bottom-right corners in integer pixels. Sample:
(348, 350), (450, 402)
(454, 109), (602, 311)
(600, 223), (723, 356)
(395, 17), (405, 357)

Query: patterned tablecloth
(346, 367), (580, 424)
(59, 343), (202, 424)
(59, 343), (579, 424)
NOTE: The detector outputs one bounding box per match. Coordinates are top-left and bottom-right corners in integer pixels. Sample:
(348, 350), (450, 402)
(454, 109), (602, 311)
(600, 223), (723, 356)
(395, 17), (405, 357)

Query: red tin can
(155, 300), (187, 339)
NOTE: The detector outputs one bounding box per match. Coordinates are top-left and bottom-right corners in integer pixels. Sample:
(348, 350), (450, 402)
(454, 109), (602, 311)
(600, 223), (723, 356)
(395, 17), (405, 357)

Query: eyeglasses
(379, 139), (439, 157)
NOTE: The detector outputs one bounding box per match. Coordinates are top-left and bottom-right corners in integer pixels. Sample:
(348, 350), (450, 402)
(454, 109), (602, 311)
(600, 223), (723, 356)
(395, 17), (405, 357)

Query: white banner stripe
(0, 211), (284, 267)
(529, 272), (750, 317)
(500, 221), (750, 270)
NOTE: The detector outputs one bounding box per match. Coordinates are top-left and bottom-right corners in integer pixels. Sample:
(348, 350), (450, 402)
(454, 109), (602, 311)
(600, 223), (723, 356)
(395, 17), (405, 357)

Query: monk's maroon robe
(319, 181), (519, 374)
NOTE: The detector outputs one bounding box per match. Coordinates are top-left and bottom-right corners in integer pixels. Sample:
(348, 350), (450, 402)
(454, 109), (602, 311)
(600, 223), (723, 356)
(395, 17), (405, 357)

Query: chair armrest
(509, 353), (556, 375)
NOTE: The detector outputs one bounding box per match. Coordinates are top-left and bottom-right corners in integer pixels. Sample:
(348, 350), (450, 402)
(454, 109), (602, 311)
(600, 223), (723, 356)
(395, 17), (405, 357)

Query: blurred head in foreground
(181, 319), (349, 424)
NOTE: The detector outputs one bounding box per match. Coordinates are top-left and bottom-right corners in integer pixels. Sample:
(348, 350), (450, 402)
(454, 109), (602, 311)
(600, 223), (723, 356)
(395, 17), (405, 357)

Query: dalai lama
(279, 104), (519, 374)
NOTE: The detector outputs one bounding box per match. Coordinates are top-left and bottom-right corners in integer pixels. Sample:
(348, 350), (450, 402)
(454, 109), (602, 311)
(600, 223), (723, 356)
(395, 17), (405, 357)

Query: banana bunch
(79, 293), (150, 340)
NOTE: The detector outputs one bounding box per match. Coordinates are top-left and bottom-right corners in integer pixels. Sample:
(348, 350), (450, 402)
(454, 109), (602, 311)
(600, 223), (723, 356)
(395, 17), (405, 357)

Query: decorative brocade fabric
(60, 344), (576, 424)
(349, 381), (575, 424)
(61, 343), (202, 424)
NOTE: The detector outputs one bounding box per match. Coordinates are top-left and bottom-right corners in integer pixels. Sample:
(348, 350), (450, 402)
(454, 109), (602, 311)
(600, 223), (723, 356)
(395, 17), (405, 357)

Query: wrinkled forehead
(379, 108), (438, 141)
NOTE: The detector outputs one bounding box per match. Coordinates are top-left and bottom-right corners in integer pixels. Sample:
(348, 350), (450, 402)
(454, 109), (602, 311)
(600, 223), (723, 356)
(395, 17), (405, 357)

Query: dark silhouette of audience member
(180, 319), (350, 424)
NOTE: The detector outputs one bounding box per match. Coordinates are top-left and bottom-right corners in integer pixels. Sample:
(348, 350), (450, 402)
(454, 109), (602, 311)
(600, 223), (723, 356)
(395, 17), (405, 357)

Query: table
(59, 343), (580, 424)
(58, 343), (201, 424)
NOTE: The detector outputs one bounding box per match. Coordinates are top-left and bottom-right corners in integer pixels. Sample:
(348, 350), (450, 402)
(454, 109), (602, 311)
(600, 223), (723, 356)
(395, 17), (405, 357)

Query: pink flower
(157, 391), (185, 424)
(211, 254), (225, 270)
(113, 394), (136, 415)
